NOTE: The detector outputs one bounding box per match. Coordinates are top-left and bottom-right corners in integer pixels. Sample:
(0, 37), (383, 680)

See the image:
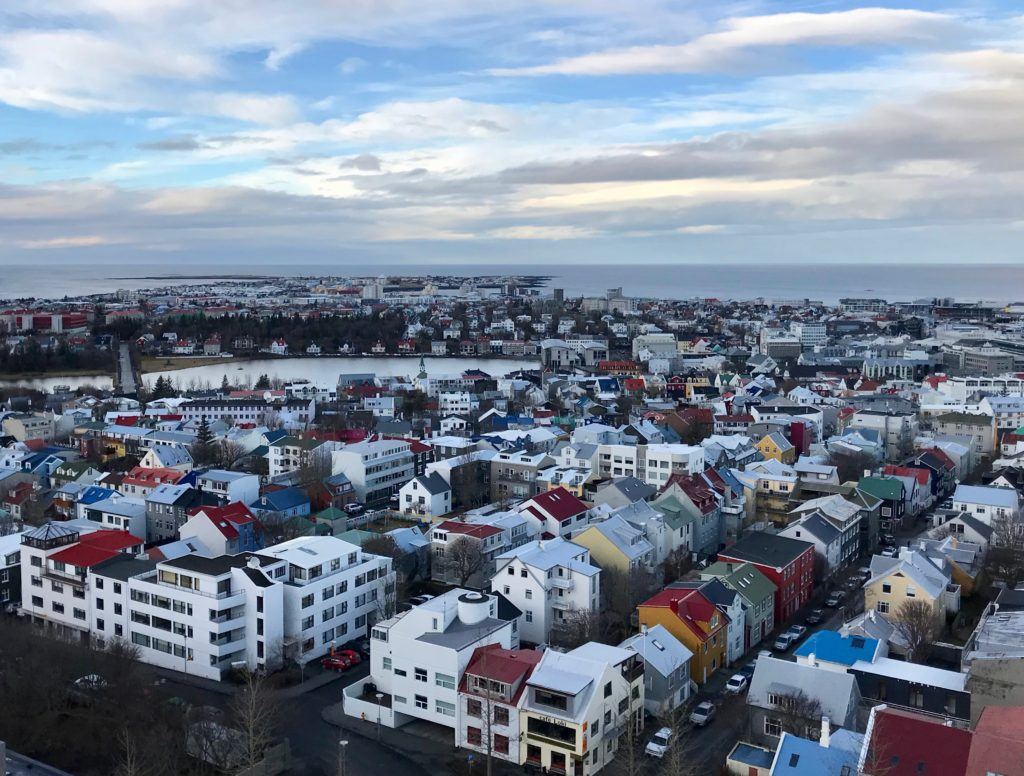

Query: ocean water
(1, 261), (1022, 304)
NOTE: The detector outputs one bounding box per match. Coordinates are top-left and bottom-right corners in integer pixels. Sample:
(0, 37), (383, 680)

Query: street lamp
(337, 739), (348, 776)
(376, 692), (384, 740)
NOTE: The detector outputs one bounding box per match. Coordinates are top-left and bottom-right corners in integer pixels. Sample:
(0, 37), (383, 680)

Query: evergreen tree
(221, 375), (231, 394)
(192, 415), (216, 465)
(254, 373), (271, 390)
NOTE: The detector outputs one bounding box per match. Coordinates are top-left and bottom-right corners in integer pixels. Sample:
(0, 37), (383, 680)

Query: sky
(1, 1), (1023, 267)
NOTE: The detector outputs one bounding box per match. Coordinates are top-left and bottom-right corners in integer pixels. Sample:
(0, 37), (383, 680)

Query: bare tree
(657, 707), (701, 776)
(296, 446), (332, 493)
(828, 450), (877, 483)
(985, 513), (1024, 587)
(228, 669), (283, 772)
(769, 690), (824, 742)
(442, 536), (486, 586)
(114, 728), (146, 776)
(551, 607), (603, 649)
(449, 455), (488, 509)
(892, 599), (943, 664)
(215, 439), (248, 470)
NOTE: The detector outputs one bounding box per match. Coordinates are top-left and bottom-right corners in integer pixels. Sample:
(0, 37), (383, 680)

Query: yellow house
(756, 431), (796, 464)
(864, 550), (951, 622)
(637, 585), (728, 684)
(571, 516), (654, 576)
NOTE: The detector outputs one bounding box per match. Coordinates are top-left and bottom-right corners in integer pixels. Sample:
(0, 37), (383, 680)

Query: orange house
(637, 586), (728, 685)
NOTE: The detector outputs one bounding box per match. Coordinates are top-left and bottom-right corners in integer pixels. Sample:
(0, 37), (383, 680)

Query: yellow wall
(864, 570), (942, 619)
(572, 528), (631, 574)
(637, 605), (727, 685)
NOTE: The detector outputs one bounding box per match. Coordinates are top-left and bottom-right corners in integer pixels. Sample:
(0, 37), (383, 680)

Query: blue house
(769, 729), (863, 775)
(249, 486), (310, 524)
(794, 630), (883, 670)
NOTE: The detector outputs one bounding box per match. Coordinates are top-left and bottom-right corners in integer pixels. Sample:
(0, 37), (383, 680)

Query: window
(383, 657), (392, 671)
(301, 594), (314, 608)
(534, 689), (568, 711)
(436, 672), (456, 690)
(322, 607), (334, 622)
(96, 618), (105, 631)
(394, 668), (407, 677)
(525, 611), (533, 623)
(466, 726), (482, 746)
(494, 706), (509, 726)
(906, 585), (916, 598)
(415, 695), (428, 710)
(876, 601), (890, 614)
(301, 616), (314, 630)
(909, 689), (924, 708)
(467, 698), (482, 717)
(494, 734), (510, 755)
(323, 585), (335, 600)
(882, 583), (892, 594)
(436, 700), (455, 717)
(415, 667), (428, 682)
(764, 717), (782, 737)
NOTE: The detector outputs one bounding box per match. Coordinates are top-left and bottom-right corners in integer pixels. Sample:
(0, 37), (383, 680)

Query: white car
(645, 727), (672, 758)
(773, 633), (795, 651)
(725, 674), (748, 694)
(689, 701), (716, 727)
(786, 625), (807, 639)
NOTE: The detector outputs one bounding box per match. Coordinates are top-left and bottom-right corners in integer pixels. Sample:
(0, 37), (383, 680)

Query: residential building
(718, 532), (815, 624)
(637, 585), (728, 684)
(851, 656), (970, 721)
(179, 502), (264, 555)
(572, 515), (655, 576)
(700, 561), (776, 650)
(864, 548), (959, 620)
(491, 537), (600, 646)
(619, 624), (692, 717)
(519, 642), (644, 776)
(517, 487), (593, 540)
(857, 705), (972, 776)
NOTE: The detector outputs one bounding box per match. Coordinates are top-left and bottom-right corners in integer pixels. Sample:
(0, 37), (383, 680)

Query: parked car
(773, 633), (795, 651)
(343, 503), (365, 515)
(879, 547), (899, 558)
(880, 533), (896, 547)
(409, 594), (435, 606)
(335, 649), (361, 666)
(825, 591), (845, 608)
(689, 701), (716, 727)
(805, 608), (825, 626)
(725, 674), (748, 694)
(738, 663), (756, 681)
(857, 566), (872, 582)
(321, 654), (355, 672)
(645, 727), (673, 758)
(786, 625), (807, 639)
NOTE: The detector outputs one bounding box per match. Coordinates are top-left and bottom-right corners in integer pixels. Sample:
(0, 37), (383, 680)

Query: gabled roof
(719, 531), (814, 569)
(461, 645), (542, 702)
(953, 484), (1019, 509)
(862, 706), (971, 776)
(522, 487), (589, 523)
(619, 624), (693, 678)
(771, 729), (863, 776)
(50, 529), (142, 568)
(966, 706), (1024, 776)
(436, 520), (502, 540)
(640, 586), (723, 642)
(748, 656), (859, 725)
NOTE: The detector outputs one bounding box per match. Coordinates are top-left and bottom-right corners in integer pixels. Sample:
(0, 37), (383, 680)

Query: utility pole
(336, 739), (348, 776)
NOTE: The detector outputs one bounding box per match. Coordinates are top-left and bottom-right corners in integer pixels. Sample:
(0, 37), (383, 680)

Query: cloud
(18, 235), (119, 249)
(138, 135), (206, 152)
(264, 42), (307, 71)
(487, 225), (599, 239)
(493, 8), (962, 76)
(338, 57), (366, 75)
(186, 92), (302, 126)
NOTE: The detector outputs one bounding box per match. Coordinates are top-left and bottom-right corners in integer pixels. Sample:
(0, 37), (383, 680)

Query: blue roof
(252, 486), (309, 512)
(264, 429), (290, 445)
(794, 630), (878, 667)
(730, 743), (774, 769)
(78, 485), (117, 505)
(771, 730), (862, 775)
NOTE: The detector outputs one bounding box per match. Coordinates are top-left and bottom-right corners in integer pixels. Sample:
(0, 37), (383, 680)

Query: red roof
(461, 644), (542, 692)
(640, 586), (721, 642)
(50, 529), (142, 568)
(525, 487), (589, 523)
(123, 466), (186, 487)
(188, 502), (258, 539)
(435, 521), (502, 540)
(864, 707), (971, 776)
(883, 465), (930, 486)
(966, 706), (1024, 776)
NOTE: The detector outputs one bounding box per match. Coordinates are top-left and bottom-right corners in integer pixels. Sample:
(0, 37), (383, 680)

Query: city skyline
(1, 2), (1023, 265)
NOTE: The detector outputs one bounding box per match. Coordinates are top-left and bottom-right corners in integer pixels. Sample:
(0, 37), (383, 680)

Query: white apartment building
(350, 589), (516, 729)
(492, 538), (601, 646)
(631, 333), (676, 359)
(268, 437), (339, 479)
(951, 484), (1021, 529)
(20, 522), (144, 641)
(94, 535), (393, 681)
(790, 321), (827, 348)
(363, 396), (398, 418)
(847, 410), (918, 461)
(597, 443), (704, 486)
(257, 535), (395, 664)
(520, 642), (645, 776)
(439, 392), (478, 416)
(332, 438), (415, 504)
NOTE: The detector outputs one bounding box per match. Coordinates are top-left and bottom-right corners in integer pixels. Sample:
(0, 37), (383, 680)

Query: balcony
(43, 568), (86, 587)
(550, 577), (574, 592)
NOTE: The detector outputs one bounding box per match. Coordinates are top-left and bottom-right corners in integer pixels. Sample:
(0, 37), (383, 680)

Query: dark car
(738, 664), (756, 681)
(825, 590), (845, 608)
(805, 608), (825, 626)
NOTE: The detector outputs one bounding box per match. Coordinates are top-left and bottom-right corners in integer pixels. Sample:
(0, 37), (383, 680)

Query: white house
(951, 484), (1020, 530)
(138, 445), (193, 472)
(196, 470), (260, 506)
(347, 589), (516, 729)
(491, 537), (601, 646)
(399, 473), (452, 519)
(332, 438), (415, 505)
(439, 392), (478, 417)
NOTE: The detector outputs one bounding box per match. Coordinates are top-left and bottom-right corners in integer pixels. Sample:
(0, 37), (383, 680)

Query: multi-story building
(491, 537), (601, 646)
(520, 642), (644, 776)
(332, 438), (415, 505)
(517, 487), (593, 539)
(489, 449), (554, 502)
(717, 532), (815, 625)
(268, 436), (336, 479)
(195, 470), (260, 506)
(699, 561), (776, 650)
(456, 645), (542, 765)
(637, 585), (729, 685)
(20, 522), (144, 641)
(0, 530), (24, 608)
(353, 590), (516, 730)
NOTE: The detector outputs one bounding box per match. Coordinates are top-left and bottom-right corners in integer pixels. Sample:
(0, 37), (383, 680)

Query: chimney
(819, 717), (830, 748)
(808, 652), (816, 667)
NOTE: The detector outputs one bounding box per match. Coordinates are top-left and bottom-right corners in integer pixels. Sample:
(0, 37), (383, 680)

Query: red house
(717, 531), (814, 624)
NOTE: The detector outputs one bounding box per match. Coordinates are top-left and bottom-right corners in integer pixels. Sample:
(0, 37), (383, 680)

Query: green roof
(315, 507), (348, 523)
(857, 476), (903, 502)
(702, 561), (777, 603)
(336, 529), (377, 547)
(283, 516), (329, 536)
(652, 493), (698, 529)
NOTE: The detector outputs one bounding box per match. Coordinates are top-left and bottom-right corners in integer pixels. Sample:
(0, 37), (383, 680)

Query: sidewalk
(153, 663), (343, 699)
(322, 702), (523, 776)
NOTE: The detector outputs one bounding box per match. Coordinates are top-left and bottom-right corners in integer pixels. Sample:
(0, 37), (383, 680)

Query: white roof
(953, 484), (1019, 509)
(259, 535), (361, 566)
(850, 656), (967, 692)
(619, 625), (693, 678)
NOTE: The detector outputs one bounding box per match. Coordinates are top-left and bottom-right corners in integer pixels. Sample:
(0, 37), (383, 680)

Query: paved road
(117, 342), (136, 394)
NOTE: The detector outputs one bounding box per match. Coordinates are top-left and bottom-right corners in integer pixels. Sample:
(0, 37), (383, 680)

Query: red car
(335, 649), (362, 666)
(321, 654), (353, 672)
